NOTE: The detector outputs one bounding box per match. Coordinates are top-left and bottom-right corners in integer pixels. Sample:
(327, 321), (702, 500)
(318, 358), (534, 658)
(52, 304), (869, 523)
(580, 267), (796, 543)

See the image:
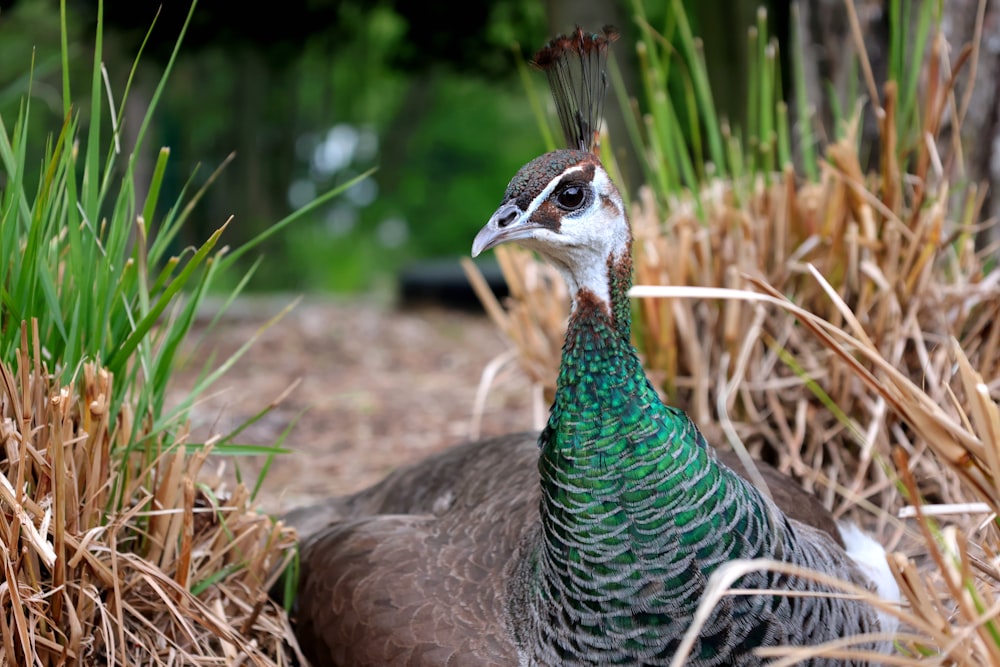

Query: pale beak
(471, 203), (540, 257)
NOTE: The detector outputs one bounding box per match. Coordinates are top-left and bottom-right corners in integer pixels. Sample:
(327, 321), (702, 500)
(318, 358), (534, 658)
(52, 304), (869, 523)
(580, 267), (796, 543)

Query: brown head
(472, 27), (627, 311)
(472, 149), (629, 310)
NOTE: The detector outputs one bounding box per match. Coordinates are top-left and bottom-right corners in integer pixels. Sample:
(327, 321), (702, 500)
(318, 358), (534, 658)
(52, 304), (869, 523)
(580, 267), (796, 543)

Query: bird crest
(532, 26), (618, 154)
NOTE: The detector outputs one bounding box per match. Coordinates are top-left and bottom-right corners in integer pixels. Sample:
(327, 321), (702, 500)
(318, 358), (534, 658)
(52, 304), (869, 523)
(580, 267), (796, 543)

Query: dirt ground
(167, 295), (538, 515)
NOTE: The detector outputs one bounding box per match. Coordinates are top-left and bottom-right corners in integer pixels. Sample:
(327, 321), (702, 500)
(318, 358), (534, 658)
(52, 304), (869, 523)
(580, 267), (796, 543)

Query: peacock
(288, 27), (899, 666)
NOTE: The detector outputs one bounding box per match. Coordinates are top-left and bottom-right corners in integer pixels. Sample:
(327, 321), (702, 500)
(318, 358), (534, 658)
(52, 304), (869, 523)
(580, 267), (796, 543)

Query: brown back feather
(291, 433), (539, 666)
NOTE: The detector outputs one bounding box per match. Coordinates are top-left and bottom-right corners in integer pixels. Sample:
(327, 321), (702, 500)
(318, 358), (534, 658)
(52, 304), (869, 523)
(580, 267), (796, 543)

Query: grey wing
(283, 433), (840, 549)
(293, 515), (520, 667)
(288, 433), (543, 666)
(284, 432), (541, 540)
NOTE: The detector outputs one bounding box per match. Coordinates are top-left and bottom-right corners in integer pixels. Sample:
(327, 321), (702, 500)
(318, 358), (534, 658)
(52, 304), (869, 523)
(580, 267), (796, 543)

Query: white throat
(549, 246), (623, 314)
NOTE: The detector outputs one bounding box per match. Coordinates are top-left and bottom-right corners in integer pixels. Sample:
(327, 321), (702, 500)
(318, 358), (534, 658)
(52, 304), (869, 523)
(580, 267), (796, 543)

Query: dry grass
(464, 17), (1000, 665)
(0, 322), (298, 666)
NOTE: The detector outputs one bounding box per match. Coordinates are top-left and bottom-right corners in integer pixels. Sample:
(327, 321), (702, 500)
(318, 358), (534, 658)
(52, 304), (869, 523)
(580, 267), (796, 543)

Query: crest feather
(532, 26), (618, 153)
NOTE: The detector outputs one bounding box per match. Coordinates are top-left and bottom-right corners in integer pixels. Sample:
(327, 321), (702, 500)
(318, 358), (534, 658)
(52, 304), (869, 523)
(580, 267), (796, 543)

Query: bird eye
(554, 185), (588, 211)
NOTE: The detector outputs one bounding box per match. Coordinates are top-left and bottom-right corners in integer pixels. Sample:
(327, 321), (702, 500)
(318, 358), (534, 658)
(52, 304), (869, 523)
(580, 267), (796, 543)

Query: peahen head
(472, 26), (625, 313)
(471, 148), (630, 309)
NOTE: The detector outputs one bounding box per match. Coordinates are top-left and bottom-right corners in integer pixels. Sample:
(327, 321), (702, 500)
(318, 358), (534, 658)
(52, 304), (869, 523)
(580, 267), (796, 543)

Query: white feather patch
(838, 521), (900, 634)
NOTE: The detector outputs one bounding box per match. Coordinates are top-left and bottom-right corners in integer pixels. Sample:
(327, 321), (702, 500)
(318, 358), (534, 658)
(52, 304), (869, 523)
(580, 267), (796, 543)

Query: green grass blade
(151, 296), (302, 435)
(141, 147), (170, 228)
(82, 0), (103, 218)
(58, 0), (71, 115)
(790, 2), (818, 181)
(670, 0), (725, 172)
(218, 168), (376, 270)
(105, 220), (229, 373)
(515, 44), (556, 152)
(251, 409), (305, 501)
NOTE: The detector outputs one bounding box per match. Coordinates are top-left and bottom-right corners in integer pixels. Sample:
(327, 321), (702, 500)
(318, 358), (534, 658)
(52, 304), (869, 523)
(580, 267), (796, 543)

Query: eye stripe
(503, 150), (598, 213)
(600, 194), (617, 214)
(523, 165), (590, 221)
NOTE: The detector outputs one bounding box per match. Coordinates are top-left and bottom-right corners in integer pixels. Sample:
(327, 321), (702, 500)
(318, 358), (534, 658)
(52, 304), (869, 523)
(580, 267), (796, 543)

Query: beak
(471, 203), (539, 257)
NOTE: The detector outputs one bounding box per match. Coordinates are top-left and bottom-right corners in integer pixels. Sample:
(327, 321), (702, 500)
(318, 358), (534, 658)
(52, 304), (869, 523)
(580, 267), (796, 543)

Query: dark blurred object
(73, 0), (343, 65)
(398, 259), (508, 311)
(68, 0), (538, 75)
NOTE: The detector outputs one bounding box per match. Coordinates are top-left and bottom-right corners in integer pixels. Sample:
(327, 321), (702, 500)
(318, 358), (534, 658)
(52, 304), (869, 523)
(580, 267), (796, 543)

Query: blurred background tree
(1, 0), (995, 294)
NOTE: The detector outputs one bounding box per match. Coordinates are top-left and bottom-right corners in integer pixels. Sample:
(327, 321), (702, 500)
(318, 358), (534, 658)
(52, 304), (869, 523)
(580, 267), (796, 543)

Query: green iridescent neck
(542, 249), (667, 457)
(532, 249), (784, 638)
(551, 247), (642, 409)
(608, 245), (634, 338)
(537, 248), (769, 548)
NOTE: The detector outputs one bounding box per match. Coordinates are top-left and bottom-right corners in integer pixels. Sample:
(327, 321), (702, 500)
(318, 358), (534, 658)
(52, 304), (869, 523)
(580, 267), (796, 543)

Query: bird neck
(540, 246), (688, 518)
(535, 247), (784, 610)
(559, 242), (634, 336)
(543, 245), (650, 452)
(541, 248), (690, 502)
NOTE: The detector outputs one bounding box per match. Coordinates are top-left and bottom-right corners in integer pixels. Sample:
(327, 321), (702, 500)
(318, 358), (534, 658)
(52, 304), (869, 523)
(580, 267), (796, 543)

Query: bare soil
(167, 295), (536, 514)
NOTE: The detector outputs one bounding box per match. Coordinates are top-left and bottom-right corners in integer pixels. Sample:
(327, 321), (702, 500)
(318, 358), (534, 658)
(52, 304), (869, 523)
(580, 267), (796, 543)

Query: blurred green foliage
(0, 0), (549, 292)
(0, 0), (791, 293)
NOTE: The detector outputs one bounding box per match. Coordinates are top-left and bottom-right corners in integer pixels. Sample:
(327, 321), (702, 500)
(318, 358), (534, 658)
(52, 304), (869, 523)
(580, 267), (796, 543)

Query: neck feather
(544, 243), (649, 446)
(607, 243), (633, 337)
(559, 241), (633, 337)
(530, 252), (790, 650)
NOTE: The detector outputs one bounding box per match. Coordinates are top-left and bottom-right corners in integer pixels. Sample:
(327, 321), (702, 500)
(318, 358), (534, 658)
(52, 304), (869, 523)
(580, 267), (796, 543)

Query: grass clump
(0, 1), (358, 663)
(0, 336), (298, 664)
(467, 1), (1000, 663)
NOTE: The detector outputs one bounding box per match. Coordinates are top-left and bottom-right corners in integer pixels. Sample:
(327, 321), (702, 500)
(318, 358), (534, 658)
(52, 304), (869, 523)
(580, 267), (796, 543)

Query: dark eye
(554, 184), (588, 211)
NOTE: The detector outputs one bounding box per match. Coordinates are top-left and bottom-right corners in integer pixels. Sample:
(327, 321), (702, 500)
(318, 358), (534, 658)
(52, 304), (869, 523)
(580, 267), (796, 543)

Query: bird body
(288, 27), (898, 666)
(489, 214), (890, 665)
(289, 430), (885, 666)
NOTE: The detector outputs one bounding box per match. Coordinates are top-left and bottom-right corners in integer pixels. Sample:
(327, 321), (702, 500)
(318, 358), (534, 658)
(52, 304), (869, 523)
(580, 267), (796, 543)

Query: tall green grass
(0, 0), (365, 502)
(597, 0), (940, 206)
(0, 2), (351, 661)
